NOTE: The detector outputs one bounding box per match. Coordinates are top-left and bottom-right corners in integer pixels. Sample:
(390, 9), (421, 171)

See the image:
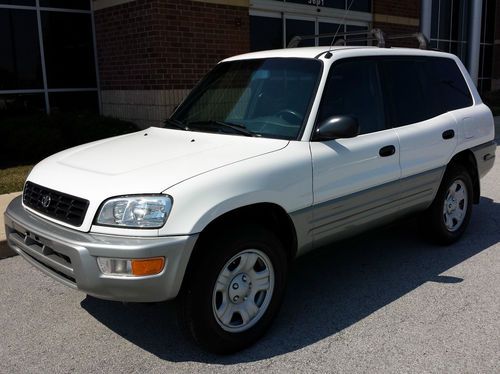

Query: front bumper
(4, 196), (198, 302)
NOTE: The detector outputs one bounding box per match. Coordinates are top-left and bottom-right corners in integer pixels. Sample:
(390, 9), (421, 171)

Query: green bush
(0, 113), (139, 168)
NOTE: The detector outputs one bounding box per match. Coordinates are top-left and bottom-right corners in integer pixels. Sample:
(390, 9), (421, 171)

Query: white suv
(5, 44), (496, 353)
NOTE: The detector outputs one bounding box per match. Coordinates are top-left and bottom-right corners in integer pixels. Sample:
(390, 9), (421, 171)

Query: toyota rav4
(4, 42), (496, 353)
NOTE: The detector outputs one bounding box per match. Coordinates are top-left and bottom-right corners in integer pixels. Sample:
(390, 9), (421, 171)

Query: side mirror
(312, 115), (360, 141)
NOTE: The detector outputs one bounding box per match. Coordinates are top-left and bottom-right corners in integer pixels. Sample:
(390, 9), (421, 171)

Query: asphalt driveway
(0, 147), (499, 373)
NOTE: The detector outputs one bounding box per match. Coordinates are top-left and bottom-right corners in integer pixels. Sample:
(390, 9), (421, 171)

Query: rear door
(379, 57), (463, 178)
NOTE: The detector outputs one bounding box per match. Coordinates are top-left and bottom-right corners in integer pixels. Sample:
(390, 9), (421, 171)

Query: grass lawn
(0, 165), (33, 194)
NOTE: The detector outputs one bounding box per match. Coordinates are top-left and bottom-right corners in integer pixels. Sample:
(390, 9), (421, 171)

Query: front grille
(23, 181), (89, 227)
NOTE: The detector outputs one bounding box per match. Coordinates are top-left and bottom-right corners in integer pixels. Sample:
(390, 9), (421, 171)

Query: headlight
(96, 195), (172, 228)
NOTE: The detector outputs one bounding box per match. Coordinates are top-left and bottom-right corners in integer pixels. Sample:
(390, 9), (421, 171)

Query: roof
(222, 46), (456, 62)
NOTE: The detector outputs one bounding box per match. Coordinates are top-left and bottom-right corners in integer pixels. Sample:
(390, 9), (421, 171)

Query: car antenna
(325, 0), (355, 58)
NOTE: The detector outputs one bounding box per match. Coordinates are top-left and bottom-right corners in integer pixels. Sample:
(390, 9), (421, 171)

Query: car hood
(26, 128), (289, 231)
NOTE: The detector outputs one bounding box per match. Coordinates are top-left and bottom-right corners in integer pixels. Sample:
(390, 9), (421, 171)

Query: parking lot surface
(1, 146), (499, 374)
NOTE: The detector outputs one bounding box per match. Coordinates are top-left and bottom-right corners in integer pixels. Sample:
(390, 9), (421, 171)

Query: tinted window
(250, 16), (283, 51)
(0, 9), (43, 90)
(380, 60), (437, 127)
(40, 0), (90, 10)
(429, 58), (472, 111)
(318, 59), (385, 135)
(41, 11), (96, 88)
(286, 19), (315, 47)
(424, 58), (472, 111)
(0, 0), (35, 5)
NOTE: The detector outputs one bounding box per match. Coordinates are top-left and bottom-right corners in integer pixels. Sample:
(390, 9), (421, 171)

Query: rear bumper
(471, 140), (496, 179)
(4, 196), (197, 302)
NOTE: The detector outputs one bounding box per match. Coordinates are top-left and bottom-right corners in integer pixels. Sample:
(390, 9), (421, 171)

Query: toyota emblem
(41, 195), (51, 208)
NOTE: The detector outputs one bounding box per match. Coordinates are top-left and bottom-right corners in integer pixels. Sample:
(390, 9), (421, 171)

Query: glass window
(250, 16), (283, 51)
(41, 11), (96, 88)
(286, 19), (315, 47)
(0, 0), (35, 5)
(428, 58), (472, 111)
(40, 0), (90, 10)
(0, 9), (43, 90)
(49, 91), (98, 113)
(346, 24), (368, 46)
(350, 0), (371, 12)
(323, 0), (345, 8)
(318, 22), (342, 46)
(0, 93), (45, 117)
(380, 60), (434, 127)
(172, 58), (322, 140)
(318, 59), (385, 135)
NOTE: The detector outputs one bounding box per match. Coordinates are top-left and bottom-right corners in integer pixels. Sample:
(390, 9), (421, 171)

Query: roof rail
(287, 28), (429, 50)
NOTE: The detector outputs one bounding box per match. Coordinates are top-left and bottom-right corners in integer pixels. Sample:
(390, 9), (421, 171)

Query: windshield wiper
(164, 118), (190, 131)
(187, 120), (255, 137)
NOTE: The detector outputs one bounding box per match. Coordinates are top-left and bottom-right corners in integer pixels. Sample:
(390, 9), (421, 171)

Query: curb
(1, 192), (22, 259)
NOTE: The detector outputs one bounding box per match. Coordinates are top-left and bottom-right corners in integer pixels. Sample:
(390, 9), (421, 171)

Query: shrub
(0, 113), (139, 168)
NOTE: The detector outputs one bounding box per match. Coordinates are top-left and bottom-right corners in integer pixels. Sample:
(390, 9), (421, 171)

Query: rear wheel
(179, 225), (288, 354)
(423, 164), (473, 245)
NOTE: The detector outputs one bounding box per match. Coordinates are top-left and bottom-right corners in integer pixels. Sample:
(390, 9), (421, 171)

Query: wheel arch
(448, 149), (480, 204)
(179, 202), (298, 292)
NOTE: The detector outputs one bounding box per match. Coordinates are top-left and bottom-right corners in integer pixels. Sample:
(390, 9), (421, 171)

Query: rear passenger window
(425, 58), (473, 111)
(317, 60), (385, 135)
(380, 60), (438, 127)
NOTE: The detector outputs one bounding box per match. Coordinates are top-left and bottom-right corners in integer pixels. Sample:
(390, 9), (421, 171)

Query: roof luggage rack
(287, 28), (429, 50)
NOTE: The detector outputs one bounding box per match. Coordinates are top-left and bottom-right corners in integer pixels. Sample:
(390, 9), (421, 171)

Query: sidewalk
(0, 192), (21, 258)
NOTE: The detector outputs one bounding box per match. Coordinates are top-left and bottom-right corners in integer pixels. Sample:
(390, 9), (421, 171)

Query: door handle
(442, 129), (455, 139)
(379, 145), (396, 157)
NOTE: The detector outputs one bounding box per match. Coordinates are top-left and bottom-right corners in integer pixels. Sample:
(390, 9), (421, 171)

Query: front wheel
(179, 225), (288, 354)
(423, 164), (473, 245)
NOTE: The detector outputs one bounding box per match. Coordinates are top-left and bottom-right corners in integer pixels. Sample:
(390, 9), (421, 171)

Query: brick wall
(373, 0), (419, 19)
(94, 0), (250, 91)
(373, 0), (420, 48)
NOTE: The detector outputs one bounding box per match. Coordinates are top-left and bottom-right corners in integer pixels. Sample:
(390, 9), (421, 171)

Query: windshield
(171, 58), (322, 140)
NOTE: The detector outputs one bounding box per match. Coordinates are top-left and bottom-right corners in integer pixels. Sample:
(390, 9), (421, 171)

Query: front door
(310, 58), (401, 247)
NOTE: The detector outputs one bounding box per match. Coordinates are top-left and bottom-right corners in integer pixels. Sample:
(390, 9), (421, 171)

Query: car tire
(423, 163), (473, 245)
(179, 224), (288, 354)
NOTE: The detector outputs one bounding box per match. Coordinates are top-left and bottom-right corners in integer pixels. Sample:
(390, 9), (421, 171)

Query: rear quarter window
(424, 58), (473, 111)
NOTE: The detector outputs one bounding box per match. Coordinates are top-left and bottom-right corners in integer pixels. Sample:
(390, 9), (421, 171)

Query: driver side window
(317, 59), (386, 135)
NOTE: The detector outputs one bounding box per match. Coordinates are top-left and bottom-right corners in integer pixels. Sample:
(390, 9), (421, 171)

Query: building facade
(0, 0), (499, 127)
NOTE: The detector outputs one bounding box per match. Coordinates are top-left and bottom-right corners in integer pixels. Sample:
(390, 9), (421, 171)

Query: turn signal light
(131, 257), (165, 276)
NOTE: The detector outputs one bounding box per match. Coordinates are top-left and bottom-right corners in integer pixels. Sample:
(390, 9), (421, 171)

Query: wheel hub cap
(443, 179), (468, 232)
(228, 273), (251, 304)
(212, 249), (275, 333)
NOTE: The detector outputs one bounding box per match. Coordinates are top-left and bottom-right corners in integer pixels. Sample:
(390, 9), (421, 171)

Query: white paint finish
(161, 141), (313, 235)
(25, 128), (289, 233)
(453, 103), (496, 155)
(310, 129), (401, 204)
(395, 113), (458, 178)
